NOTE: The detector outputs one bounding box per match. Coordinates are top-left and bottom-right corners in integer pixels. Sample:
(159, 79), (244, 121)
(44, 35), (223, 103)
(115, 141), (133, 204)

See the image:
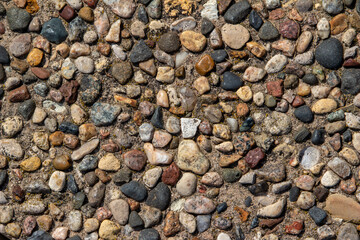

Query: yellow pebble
(20, 156), (41, 171)
(27, 48), (43, 66)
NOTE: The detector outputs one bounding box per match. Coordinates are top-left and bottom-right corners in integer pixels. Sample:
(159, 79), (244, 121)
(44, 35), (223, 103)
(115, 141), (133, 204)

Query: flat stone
(325, 194), (360, 222)
(221, 24), (250, 49)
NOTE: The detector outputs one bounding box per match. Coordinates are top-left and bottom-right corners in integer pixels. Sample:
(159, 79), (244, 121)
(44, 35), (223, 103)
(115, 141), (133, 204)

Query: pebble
(184, 196), (216, 214)
(249, 10), (263, 30)
(7, 7), (31, 32)
(121, 181), (147, 202)
(109, 199), (129, 225)
(158, 32), (180, 53)
(294, 105), (314, 123)
(221, 24), (250, 49)
(266, 55), (289, 75)
(49, 171), (66, 192)
(341, 69), (360, 95)
(180, 31), (207, 52)
(322, 0), (343, 14)
(224, 0), (251, 24)
(71, 138), (99, 160)
(257, 198), (286, 218)
(259, 21), (279, 40)
(181, 118), (201, 138)
(176, 173), (197, 196)
(299, 146), (320, 169)
(311, 98), (337, 114)
(315, 38), (343, 69)
(221, 71), (243, 90)
(130, 40), (153, 63)
(41, 18), (68, 43)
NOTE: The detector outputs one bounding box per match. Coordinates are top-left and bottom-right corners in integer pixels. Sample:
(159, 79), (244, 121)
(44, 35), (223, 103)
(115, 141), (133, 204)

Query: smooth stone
(315, 38), (343, 69)
(224, 0), (251, 24)
(177, 140), (210, 175)
(121, 181), (147, 202)
(145, 182), (171, 210)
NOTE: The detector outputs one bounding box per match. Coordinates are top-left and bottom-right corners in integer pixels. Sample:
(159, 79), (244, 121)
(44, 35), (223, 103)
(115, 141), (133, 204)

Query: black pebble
(240, 117), (255, 132)
(312, 129), (325, 145)
(67, 174), (78, 194)
(145, 182), (171, 210)
(221, 71), (243, 91)
(341, 69), (360, 95)
(302, 73), (318, 85)
(138, 5), (148, 24)
(250, 216), (259, 229)
(248, 181), (268, 195)
(315, 38), (343, 70)
(313, 186), (329, 202)
(139, 229), (160, 240)
(294, 105), (314, 123)
(130, 40), (153, 63)
(201, 18), (214, 35)
(309, 206), (327, 226)
(129, 211), (144, 229)
(151, 106), (164, 129)
(113, 168), (132, 185)
(217, 202), (228, 213)
(249, 10), (263, 30)
(121, 181), (147, 202)
(224, 0), (251, 24)
(28, 230), (52, 240)
(294, 126), (311, 143)
(343, 129), (352, 142)
(59, 121), (79, 135)
(289, 186), (300, 202)
(0, 170), (6, 187)
(244, 196), (252, 207)
(0, 46), (9, 64)
(211, 49), (228, 63)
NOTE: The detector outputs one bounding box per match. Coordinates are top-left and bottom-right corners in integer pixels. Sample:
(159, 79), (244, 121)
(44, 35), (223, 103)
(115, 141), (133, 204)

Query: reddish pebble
(23, 216), (36, 236)
(102, 140), (119, 153)
(198, 184), (207, 193)
(96, 207), (112, 221)
(236, 102), (250, 117)
(49, 89), (63, 102)
(59, 80), (79, 104)
(266, 80), (284, 97)
(63, 134), (79, 149)
(269, 9), (285, 20)
(285, 220), (304, 235)
(343, 58), (360, 68)
(97, 42), (111, 56)
(329, 133), (341, 151)
(280, 19), (300, 39)
(340, 178), (356, 194)
(8, 85), (30, 102)
(84, 0), (98, 7)
(244, 147), (265, 168)
(292, 95), (305, 107)
(95, 169), (111, 183)
(31, 67), (50, 79)
(123, 149), (147, 171)
(199, 120), (212, 135)
(0, 22), (5, 34)
(162, 162), (181, 186)
(59, 5), (77, 22)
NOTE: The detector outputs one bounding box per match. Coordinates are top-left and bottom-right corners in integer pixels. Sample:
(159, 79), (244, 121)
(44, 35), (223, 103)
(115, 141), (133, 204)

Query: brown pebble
(31, 67), (50, 79)
(53, 154), (72, 170)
